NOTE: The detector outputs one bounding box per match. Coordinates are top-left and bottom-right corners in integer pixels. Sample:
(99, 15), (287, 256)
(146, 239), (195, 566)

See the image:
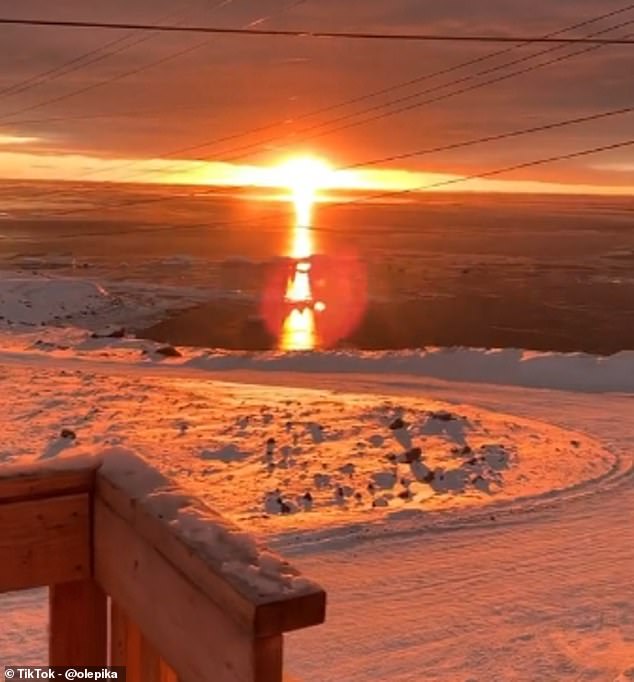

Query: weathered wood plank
(96, 454), (326, 637)
(95, 499), (269, 682)
(254, 636), (283, 682)
(0, 456), (100, 504)
(110, 601), (178, 682)
(49, 579), (107, 665)
(110, 600), (128, 666)
(0, 494), (91, 593)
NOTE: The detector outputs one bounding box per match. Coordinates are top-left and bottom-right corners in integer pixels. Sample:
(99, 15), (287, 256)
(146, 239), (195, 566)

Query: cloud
(592, 162), (634, 172)
(0, 134), (40, 145)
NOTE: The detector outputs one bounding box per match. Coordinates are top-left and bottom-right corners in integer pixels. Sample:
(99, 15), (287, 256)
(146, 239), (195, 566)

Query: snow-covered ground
(0, 275), (632, 680)
(0, 355), (620, 531)
(0, 269), (232, 332)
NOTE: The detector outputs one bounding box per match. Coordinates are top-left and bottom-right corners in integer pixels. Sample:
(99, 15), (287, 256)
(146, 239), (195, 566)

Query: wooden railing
(0, 454), (326, 681)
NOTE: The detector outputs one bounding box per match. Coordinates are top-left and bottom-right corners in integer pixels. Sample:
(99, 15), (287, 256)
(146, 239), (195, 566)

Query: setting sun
(274, 155), (333, 227)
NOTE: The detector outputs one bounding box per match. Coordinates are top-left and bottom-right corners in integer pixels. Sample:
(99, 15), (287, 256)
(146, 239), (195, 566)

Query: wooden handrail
(0, 455), (101, 504)
(0, 453), (326, 682)
(0, 457), (98, 593)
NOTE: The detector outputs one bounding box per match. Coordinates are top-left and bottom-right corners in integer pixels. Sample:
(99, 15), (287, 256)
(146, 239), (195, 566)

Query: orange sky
(1, 146), (632, 197)
(0, 0), (632, 197)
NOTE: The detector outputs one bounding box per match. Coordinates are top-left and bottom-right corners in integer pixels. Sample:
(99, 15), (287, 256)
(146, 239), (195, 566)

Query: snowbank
(2, 321), (632, 392)
(185, 347), (634, 393)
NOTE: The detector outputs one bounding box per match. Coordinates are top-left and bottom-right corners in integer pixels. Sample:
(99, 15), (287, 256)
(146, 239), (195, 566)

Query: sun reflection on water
(279, 158), (328, 351)
(263, 156), (365, 351)
(280, 307), (316, 351)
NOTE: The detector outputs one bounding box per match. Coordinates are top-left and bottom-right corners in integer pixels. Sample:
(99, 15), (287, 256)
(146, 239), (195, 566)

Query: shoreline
(139, 294), (634, 356)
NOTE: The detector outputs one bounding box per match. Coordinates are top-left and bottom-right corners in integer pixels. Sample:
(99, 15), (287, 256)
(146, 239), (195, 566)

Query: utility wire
(109, 9), (634, 180)
(109, 104), (634, 193)
(0, 12), (182, 100)
(48, 109), (634, 219)
(3, 16), (634, 44)
(290, 3), (634, 125)
(324, 139), (634, 210)
(42, 136), (634, 241)
(0, 0), (306, 122)
(131, 13), (634, 181)
(341, 106), (634, 170)
(0, 1), (231, 100)
(4, 3), (632, 217)
(210, 18), (634, 163)
(50, 8), (634, 191)
(4, 2), (632, 190)
(49, 99), (634, 218)
(4, 1), (632, 132)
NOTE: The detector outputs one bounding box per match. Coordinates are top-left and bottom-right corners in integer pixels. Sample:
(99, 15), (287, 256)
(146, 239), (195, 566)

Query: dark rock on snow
(155, 345), (182, 358)
(91, 326), (125, 339)
(403, 447), (422, 463)
(389, 417), (406, 430)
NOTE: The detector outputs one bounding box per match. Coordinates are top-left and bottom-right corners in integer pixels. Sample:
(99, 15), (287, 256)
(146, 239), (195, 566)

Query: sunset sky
(0, 0), (632, 196)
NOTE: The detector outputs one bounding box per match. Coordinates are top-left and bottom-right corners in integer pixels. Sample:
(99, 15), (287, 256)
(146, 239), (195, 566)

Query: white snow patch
(0, 274), (111, 325)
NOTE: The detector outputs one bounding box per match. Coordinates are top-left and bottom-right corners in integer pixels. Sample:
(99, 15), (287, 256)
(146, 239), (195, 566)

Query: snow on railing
(0, 452), (326, 681)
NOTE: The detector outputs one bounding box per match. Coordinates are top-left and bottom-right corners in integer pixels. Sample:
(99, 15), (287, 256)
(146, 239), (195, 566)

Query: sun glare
(273, 155), (333, 351)
(275, 156), (333, 227)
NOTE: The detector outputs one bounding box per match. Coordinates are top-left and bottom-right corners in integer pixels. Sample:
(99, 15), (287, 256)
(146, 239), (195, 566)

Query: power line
(4, 2), (632, 193)
(0, 8), (186, 100)
(4, 3), (632, 220)
(325, 139), (634, 209)
(62, 10), (634, 190)
(0, 1), (237, 101)
(0, 0), (306, 123)
(47, 107), (634, 220)
(105, 9), (633, 180)
(342, 106), (634, 169)
(209, 20), (634, 164)
(43, 136), (634, 240)
(49, 98), (634, 218)
(114, 104), (634, 191)
(136, 14), (634, 179)
(292, 3), (634, 125)
(4, 2), (632, 133)
(3, 16), (634, 45)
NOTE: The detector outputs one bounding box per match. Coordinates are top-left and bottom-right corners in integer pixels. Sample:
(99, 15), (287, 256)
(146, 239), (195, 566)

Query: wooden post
(95, 454), (326, 682)
(49, 579), (108, 665)
(111, 600), (179, 682)
(254, 636), (283, 682)
(0, 454), (326, 681)
(110, 600), (128, 666)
